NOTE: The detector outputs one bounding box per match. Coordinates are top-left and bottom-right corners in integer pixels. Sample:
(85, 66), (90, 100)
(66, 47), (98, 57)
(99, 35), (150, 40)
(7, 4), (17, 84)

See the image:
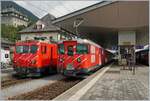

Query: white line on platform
(68, 64), (112, 100)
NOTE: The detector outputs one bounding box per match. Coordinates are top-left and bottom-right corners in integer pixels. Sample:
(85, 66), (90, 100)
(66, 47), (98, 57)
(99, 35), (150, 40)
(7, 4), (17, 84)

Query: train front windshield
(16, 45), (38, 54)
(67, 45), (74, 56)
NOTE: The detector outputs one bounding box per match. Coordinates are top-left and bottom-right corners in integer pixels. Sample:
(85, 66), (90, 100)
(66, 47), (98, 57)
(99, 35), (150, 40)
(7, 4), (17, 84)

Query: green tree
(1, 24), (25, 42)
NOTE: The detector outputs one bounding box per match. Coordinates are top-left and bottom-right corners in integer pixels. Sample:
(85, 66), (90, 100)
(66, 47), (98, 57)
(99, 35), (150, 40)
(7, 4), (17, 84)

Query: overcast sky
(14, 0), (102, 18)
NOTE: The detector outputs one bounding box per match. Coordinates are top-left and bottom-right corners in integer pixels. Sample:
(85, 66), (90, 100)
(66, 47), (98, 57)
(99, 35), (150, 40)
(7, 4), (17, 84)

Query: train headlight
(77, 58), (81, 63)
(31, 60), (36, 64)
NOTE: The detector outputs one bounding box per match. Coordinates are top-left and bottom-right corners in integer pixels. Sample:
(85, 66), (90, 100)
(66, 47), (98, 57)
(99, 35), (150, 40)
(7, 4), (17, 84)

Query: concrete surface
(81, 65), (149, 100)
(53, 63), (113, 100)
(53, 64), (149, 100)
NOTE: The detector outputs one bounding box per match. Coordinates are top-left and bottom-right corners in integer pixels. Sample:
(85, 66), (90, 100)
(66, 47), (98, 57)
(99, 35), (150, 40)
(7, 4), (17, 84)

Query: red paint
(13, 40), (58, 74)
(57, 39), (112, 76)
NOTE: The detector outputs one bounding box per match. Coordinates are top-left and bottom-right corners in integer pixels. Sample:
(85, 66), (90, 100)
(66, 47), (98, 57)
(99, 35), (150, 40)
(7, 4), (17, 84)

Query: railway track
(8, 78), (82, 100)
(1, 77), (32, 89)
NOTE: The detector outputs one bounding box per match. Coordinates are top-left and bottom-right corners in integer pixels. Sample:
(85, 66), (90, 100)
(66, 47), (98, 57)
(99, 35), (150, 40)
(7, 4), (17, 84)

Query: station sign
(122, 42), (131, 45)
(118, 31), (136, 45)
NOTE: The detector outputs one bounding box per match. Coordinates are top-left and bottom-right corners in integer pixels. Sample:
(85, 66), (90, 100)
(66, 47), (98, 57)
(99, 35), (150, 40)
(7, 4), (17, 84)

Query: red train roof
(58, 38), (102, 48)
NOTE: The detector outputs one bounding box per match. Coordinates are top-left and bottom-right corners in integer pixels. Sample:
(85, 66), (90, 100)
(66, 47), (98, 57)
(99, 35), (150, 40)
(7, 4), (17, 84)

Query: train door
(64, 41), (77, 56)
(41, 44), (48, 66)
(63, 41), (77, 69)
(50, 44), (57, 67)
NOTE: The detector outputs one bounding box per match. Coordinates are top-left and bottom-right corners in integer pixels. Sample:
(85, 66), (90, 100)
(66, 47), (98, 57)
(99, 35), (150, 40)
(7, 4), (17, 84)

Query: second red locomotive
(57, 39), (113, 77)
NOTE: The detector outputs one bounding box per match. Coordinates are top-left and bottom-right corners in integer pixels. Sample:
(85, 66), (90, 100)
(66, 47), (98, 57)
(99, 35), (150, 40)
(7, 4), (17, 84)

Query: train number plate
(66, 64), (74, 70)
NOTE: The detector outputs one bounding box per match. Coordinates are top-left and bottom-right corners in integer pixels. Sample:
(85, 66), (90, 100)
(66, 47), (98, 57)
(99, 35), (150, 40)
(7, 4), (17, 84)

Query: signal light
(32, 60), (36, 64)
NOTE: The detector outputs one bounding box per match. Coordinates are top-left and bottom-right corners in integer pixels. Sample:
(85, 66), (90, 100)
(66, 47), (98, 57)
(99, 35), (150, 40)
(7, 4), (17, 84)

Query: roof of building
(19, 14), (60, 33)
(52, 1), (115, 24)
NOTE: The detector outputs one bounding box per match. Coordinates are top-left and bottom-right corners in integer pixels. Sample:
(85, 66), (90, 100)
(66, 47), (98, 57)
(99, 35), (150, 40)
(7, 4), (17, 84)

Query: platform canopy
(52, 1), (149, 48)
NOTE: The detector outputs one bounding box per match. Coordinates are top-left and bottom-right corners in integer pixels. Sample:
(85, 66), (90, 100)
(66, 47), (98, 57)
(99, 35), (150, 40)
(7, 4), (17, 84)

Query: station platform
(54, 64), (149, 100)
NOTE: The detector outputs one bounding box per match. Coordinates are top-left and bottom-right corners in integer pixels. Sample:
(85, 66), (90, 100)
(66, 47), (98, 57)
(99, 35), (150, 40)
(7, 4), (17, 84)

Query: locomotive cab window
(16, 45), (29, 53)
(67, 45), (74, 56)
(58, 44), (64, 54)
(76, 44), (88, 54)
(30, 45), (38, 53)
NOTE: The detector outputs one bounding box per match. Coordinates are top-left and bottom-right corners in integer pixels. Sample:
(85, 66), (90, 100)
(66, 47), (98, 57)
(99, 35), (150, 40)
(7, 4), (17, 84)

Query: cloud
(14, 0), (101, 18)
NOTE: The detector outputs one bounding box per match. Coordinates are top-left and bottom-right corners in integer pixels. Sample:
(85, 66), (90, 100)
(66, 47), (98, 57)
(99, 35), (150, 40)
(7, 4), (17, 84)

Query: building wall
(1, 16), (28, 27)
(1, 16), (13, 25)
(12, 17), (28, 27)
(21, 32), (59, 42)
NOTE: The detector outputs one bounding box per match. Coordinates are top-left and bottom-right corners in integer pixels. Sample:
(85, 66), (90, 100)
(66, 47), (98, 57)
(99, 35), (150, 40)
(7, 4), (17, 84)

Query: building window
(34, 37), (47, 41)
(49, 36), (53, 41)
(25, 36), (29, 40)
(34, 24), (43, 29)
(34, 20), (45, 30)
(49, 36), (56, 42)
(34, 25), (37, 29)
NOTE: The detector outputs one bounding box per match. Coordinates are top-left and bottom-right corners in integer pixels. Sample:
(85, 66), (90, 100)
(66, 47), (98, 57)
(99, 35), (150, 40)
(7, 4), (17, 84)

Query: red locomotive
(13, 40), (58, 77)
(57, 39), (113, 77)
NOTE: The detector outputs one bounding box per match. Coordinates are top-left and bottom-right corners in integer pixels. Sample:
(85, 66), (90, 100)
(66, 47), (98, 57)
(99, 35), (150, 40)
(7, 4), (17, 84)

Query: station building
(52, 1), (149, 65)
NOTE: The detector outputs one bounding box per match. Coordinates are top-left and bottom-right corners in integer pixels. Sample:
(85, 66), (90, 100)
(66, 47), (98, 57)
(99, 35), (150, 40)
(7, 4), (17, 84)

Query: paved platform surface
(81, 65), (149, 100)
